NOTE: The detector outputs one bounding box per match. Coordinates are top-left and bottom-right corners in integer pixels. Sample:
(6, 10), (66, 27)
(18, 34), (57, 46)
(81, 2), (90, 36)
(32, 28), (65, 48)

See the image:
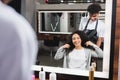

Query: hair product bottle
(49, 72), (57, 80)
(89, 66), (94, 80)
(32, 75), (35, 80)
(91, 62), (96, 71)
(39, 67), (45, 80)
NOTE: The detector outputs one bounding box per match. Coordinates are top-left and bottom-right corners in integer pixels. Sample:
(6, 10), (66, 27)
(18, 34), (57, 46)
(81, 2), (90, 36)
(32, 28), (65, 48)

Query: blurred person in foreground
(0, 0), (38, 80)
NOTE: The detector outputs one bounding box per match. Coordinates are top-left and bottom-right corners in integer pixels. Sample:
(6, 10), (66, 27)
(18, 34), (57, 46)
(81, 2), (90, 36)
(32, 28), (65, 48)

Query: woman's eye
(77, 37), (80, 39)
(72, 37), (76, 40)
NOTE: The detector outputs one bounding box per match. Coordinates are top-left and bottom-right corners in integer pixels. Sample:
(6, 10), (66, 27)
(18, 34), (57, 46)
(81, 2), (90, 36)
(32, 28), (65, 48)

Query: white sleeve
(79, 20), (83, 30)
(79, 17), (89, 30)
(79, 17), (85, 30)
(90, 44), (103, 58)
(54, 47), (65, 60)
(97, 21), (105, 37)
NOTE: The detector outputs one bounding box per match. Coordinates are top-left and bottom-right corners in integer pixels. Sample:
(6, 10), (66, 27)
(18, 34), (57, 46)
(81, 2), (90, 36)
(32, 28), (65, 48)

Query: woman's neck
(74, 46), (83, 50)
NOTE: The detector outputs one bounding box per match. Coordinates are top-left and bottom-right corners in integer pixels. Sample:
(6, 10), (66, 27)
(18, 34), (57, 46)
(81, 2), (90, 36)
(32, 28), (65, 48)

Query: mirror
(37, 11), (105, 69)
(33, 0), (113, 78)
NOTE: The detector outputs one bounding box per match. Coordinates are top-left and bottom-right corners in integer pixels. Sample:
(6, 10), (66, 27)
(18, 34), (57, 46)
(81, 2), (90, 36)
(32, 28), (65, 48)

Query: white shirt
(68, 48), (87, 69)
(79, 17), (105, 37)
(0, 1), (38, 80)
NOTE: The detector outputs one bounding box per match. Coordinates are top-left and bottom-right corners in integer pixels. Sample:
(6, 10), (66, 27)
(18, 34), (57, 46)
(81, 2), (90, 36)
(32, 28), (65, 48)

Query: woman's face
(72, 33), (82, 47)
(90, 13), (99, 21)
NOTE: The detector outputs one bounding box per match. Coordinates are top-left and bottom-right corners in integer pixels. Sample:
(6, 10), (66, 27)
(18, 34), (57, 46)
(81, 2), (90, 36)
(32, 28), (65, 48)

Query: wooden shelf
(36, 3), (105, 10)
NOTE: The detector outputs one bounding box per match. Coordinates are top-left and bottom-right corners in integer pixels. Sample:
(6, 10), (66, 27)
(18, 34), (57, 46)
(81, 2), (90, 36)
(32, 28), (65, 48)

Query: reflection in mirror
(38, 11), (105, 34)
(35, 1), (113, 78)
(37, 11), (105, 71)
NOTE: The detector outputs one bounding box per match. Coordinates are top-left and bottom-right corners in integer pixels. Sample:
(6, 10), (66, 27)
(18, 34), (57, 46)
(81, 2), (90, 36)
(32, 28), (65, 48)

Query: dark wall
(8, 0), (21, 13)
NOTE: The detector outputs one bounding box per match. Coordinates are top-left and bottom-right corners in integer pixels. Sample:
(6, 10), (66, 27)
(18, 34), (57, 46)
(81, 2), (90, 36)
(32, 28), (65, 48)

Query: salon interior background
(9, 0), (120, 80)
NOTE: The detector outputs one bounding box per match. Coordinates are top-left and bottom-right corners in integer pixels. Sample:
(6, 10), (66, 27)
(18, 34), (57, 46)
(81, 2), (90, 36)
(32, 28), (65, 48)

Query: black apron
(83, 18), (104, 50)
(83, 18), (98, 44)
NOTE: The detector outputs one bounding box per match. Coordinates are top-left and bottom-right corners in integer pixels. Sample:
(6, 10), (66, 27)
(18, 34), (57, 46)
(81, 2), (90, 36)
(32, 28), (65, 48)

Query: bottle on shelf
(49, 72), (57, 80)
(39, 67), (46, 80)
(32, 75), (35, 80)
(91, 62), (96, 71)
(89, 66), (94, 80)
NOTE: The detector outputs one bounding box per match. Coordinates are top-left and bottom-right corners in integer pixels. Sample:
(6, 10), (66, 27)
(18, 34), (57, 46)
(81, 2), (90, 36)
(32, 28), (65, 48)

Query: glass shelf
(35, 3), (105, 10)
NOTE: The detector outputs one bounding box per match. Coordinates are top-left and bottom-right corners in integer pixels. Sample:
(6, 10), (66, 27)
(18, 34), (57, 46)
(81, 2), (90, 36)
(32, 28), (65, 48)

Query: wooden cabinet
(37, 33), (69, 42)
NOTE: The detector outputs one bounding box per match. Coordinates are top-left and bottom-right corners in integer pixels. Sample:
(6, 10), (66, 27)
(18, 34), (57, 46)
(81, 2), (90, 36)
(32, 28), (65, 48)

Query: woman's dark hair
(87, 3), (102, 15)
(67, 30), (89, 51)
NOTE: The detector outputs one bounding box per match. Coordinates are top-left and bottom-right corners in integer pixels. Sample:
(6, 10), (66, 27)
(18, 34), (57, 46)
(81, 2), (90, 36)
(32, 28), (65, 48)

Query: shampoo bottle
(39, 67), (45, 80)
(89, 66), (94, 80)
(49, 72), (57, 80)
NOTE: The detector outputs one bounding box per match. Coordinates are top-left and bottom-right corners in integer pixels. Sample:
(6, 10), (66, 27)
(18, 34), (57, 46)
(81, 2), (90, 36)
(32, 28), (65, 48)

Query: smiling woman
(34, 0), (114, 79)
(54, 30), (103, 70)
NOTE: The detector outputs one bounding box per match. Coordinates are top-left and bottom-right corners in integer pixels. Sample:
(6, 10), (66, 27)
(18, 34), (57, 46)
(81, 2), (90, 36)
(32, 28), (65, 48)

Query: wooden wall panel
(113, 0), (120, 80)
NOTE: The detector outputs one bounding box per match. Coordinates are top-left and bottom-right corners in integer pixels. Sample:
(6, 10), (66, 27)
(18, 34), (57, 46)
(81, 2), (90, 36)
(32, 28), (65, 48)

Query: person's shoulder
(98, 20), (105, 24)
(84, 47), (95, 53)
(83, 48), (91, 53)
(98, 20), (105, 29)
(81, 17), (89, 20)
(0, 4), (34, 36)
(83, 48), (91, 57)
(0, 4), (27, 24)
(81, 17), (89, 22)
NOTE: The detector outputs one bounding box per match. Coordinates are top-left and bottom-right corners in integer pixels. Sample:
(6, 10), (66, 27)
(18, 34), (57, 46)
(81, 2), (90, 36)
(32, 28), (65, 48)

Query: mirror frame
(33, 0), (115, 79)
